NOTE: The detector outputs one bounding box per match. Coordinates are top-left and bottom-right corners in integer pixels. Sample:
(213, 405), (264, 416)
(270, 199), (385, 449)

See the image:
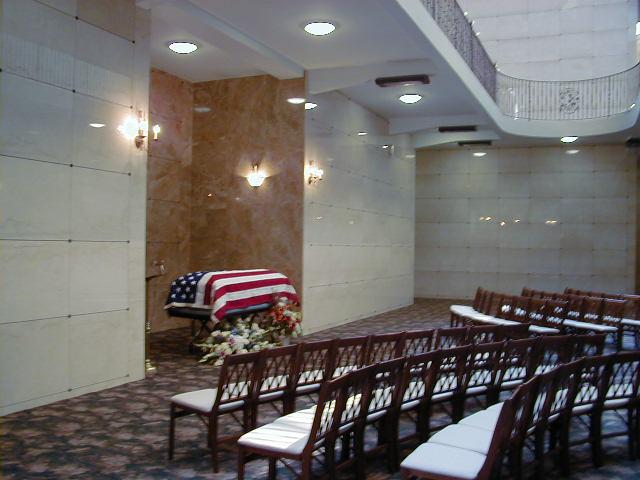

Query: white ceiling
(140, 0), (639, 147)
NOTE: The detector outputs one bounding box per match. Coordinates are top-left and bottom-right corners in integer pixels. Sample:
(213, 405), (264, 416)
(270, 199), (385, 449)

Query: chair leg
(628, 407), (636, 460)
(509, 444), (524, 480)
(340, 432), (351, 462)
(237, 448), (246, 480)
(559, 420), (571, 476)
(590, 411), (604, 467)
(168, 404), (176, 460)
(300, 457), (312, 480)
(268, 457), (277, 480)
(534, 430), (545, 480)
(209, 415), (219, 473)
(353, 427), (366, 479)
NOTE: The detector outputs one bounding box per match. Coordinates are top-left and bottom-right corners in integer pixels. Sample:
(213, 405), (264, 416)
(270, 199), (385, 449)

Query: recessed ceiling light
(304, 102), (317, 110)
(194, 106), (211, 113)
(287, 97), (306, 105)
(303, 22), (336, 36)
(560, 136), (578, 143)
(357, 131), (368, 136)
(168, 41), (198, 54)
(89, 123), (105, 128)
(566, 149), (580, 155)
(398, 94), (422, 104)
(473, 152), (487, 157)
(381, 144), (391, 149)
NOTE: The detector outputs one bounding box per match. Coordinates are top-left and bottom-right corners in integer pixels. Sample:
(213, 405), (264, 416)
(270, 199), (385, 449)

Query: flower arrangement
(265, 296), (303, 340)
(196, 297), (303, 365)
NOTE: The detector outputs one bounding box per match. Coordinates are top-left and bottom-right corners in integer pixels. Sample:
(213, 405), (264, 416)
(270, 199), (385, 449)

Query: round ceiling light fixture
(566, 149), (580, 155)
(304, 102), (317, 110)
(473, 152), (487, 157)
(560, 136), (578, 143)
(357, 131), (368, 136)
(303, 21), (336, 36)
(194, 106), (211, 113)
(287, 97), (306, 105)
(168, 41), (198, 54)
(89, 123), (105, 128)
(398, 93), (422, 104)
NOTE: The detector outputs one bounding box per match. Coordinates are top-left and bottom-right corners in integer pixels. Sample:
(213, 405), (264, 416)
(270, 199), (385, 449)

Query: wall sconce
(306, 160), (324, 185)
(247, 164), (266, 187)
(117, 110), (160, 150)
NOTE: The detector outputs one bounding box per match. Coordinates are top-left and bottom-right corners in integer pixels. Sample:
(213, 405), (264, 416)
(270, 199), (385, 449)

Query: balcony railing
(421, 0), (640, 121)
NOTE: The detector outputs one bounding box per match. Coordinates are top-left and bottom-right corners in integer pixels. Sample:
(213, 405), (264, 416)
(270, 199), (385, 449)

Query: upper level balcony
(420, 0), (640, 123)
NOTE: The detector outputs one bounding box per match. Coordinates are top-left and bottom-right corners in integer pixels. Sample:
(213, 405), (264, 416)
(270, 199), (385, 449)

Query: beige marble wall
(191, 75), (305, 293)
(147, 69), (193, 331)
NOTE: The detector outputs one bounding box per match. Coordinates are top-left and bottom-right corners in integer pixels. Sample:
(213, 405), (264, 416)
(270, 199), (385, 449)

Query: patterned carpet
(2, 298), (639, 479)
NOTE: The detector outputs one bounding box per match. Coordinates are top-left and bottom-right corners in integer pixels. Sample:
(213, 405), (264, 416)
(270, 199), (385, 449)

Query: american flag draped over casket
(164, 269), (298, 321)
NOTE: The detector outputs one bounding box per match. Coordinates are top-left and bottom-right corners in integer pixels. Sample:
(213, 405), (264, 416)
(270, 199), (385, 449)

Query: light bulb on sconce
(117, 110), (160, 149)
(247, 165), (267, 187)
(306, 160), (324, 185)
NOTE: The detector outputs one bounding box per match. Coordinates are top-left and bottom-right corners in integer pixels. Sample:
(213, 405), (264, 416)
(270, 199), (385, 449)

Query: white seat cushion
(238, 423), (311, 455)
(450, 305), (476, 316)
(429, 424), (494, 455)
(562, 319), (617, 333)
(528, 325), (560, 334)
(621, 318), (640, 327)
(273, 408), (317, 430)
(460, 403), (504, 431)
(170, 388), (244, 413)
(401, 442), (487, 479)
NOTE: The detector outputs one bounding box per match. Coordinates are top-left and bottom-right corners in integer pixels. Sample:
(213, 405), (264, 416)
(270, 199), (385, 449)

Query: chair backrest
(332, 336), (369, 377)
(463, 342), (504, 393)
(475, 398), (517, 480)
(509, 375), (541, 443)
(366, 332), (405, 364)
(295, 339), (334, 389)
(528, 368), (560, 434)
(523, 297), (546, 325)
(306, 373), (348, 452)
(541, 299), (568, 328)
(580, 296), (604, 324)
(572, 355), (610, 413)
(478, 288), (493, 313)
(495, 294), (515, 319)
(521, 287), (533, 297)
(508, 296), (531, 323)
(573, 334), (606, 359)
(601, 298), (626, 326)
(365, 358), (406, 421)
(335, 366), (372, 435)
(564, 294), (584, 321)
(401, 329), (435, 356)
(400, 350), (442, 408)
(546, 360), (583, 423)
(485, 291), (505, 316)
(431, 345), (470, 398)
(497, 338), (539, 387)
(466, 324), (501, 344)
(604, 351), (640, 406)
(533, 336), (573, 375)
(434, 327), (469, 349)
(473, 287), (485, 310)
(256, 344), (300, 400)
(500, 323), (531, 340)
(565, 287), (579, 295)
(215, 351), (262, 410)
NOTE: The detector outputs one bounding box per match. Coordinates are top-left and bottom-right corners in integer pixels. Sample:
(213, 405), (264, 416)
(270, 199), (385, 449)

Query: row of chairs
(524, 287), (640, 349)
(237, 342), (638, 479)
(401, 351), (640, 480)
(168, 324), (531, 471)
(451, 287), (630, 348)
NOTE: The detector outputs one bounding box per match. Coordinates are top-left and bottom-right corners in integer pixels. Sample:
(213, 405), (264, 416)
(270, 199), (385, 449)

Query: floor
(2, 298), (639, 479)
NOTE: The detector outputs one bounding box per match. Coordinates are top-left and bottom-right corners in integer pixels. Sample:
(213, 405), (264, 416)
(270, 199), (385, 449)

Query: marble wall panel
(415, 146), (637, 299)
(190, 75), (304, 293)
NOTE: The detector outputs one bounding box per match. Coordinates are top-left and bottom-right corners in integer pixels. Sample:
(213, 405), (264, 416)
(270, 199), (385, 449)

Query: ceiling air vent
(438, 125), (477, 133)
(458, 140), (492, 147)
(375, 74), (430, 88)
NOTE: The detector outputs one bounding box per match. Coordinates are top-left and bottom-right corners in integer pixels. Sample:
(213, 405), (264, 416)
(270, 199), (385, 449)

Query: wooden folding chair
(292, 340), (334, 408)
(168, 351), (261, 472)
(458, 341), (504, 415)
(433, 327), (469, 349)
